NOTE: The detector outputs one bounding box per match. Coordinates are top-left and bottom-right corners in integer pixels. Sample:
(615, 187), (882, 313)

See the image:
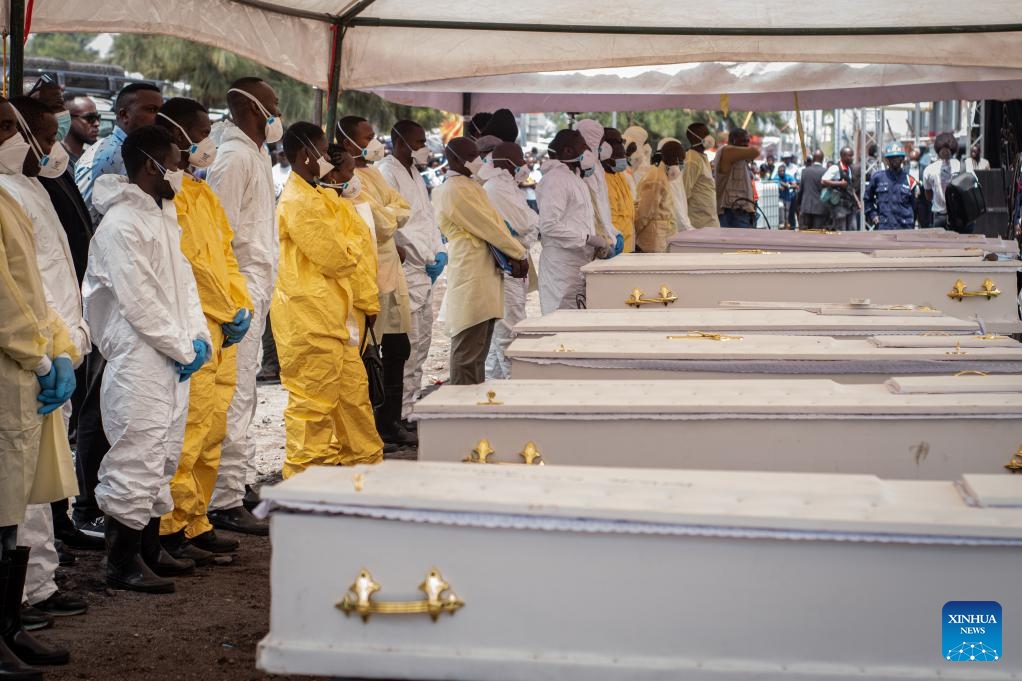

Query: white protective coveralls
(376, 155), (445, 416)
(483, 167), (538, 379)
(205, 121), (277, 511)
(622, 125), (653, 193)
(83, 175), (210, 531)
(0, 185), (78, 531)
(576, 119), (621, 247)
(536, 159), (597, 314)
(0, 172), (91, 605)
(666, 165), (694, 233)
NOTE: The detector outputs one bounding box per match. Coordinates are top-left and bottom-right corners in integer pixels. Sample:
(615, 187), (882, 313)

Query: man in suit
(795, 149), (829, 229)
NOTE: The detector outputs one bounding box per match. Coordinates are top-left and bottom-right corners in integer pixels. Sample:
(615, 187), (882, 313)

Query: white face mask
(465, 156), (484, 178)
(0, 133), (30, 175)
(228, 87), (283, 144)
(514, 164), (531, 183)
(667, 165), (682, 180)
(411, 146), (430, 166)
(579, 149), (596, 177)
(474, 155), (502, 182)
(11, 108), (68, 178)
(142, 151), (184, 195)
(299, 136), (333, 179)
(598, 141), (612, 161)
(691, 132), (714, 149)
(339, 124), (385, 163)
(341, 174), (362, 199)
(156, 112), (218, 168)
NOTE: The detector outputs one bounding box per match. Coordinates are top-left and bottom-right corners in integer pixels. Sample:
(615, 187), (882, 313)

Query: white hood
(92, 174), (161, 217)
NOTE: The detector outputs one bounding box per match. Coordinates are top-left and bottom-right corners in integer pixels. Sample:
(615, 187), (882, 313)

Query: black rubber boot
(1, 548), (69, 666)
(0, 558), (43, 680)
(104, 518), (174, 594)
(140, 519), (194, 577)
(160, 531), (214, 567)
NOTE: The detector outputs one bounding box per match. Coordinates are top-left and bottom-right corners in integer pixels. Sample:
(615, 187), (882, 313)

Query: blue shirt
(75, 126), (127, 226)
(864, 168), (916, 230)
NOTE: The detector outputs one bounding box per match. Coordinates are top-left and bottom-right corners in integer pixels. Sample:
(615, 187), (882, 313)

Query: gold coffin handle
(1006, 446), (1022, 473)
(947, 278), (1001, 301)
(337, 568), (464, 622)
(463, 439), (545, 465)
(626, 285), (678, 307)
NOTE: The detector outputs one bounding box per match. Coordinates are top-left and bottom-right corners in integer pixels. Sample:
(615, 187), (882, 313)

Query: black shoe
(381, 424), (418, 447)
(255, 371), (280, 385)
(383, 442), (404, 455)
(208, 506), (268, 536)
(55, 543), (75, 568)
(31, 592), (87, 618)
(241, 485), (261, 512)
(75, 516), (106, 540)
(18, 606), (51, 632)
(1, 548), (70, 666)
(400, 419), (418, 433)
(140, 519), (194, 577)
(189, 530), (240, 554)
(54, 525), (105, 551)
(160, 531), (215, 567)
(104, 518), (175, 594)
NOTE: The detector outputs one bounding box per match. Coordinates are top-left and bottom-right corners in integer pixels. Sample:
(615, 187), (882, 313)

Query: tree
(26, 33), (100, 63)
(567, 109), (787, 146)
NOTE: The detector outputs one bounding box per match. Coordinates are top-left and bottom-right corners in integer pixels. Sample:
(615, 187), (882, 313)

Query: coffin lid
(262, 463), (1022, 540)
(506, 331), (1022, 361)
(513, 308), (981, 334)
(666, 229), (1019, 256)
(581, 251), (1016, 274)
(413, 379), (1022, 417)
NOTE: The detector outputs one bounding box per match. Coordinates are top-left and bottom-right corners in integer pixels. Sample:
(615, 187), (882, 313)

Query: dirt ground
(43, 275), (541, 681)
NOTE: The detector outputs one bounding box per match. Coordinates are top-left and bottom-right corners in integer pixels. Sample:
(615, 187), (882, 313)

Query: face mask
(339, 124), (385, 163)
(694, 133), (714, 149)
(228, 87), (283, 144)
(411, 146), (430, 166)
(612, 157), (629, 173)
(0, 134), (30, 174)
(598, 141), (612, 161)
(667, 165), (682, 180)
(475, 155), (503, 182)
(299, 136), (333, 179)
(142, 150), (184, 195)
(448, 145), (484, 177)
(55, 110), (71, 141)
(11, 108), (68, 178)
(341, 174), (362, 199)
(157, 112), (218, 168)
(513, 164), (531, 184)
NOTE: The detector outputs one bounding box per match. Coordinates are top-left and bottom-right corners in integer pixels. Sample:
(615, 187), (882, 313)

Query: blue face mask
(612, 158), (628, 173)
(55, 110), (71, 141)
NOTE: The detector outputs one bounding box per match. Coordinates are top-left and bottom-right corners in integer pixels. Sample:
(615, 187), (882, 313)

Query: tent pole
(9, 0), (25, 97)
(324, 25), (344, 139)
(462, 92), (472, 116)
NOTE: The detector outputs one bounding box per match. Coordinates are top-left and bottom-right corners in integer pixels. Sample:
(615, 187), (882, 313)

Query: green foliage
(568, 109), (787, 145)
(26, 33), (99, 62)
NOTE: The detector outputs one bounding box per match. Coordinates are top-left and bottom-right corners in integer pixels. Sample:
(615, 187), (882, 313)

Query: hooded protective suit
(605, 170), (635, 253)
(161, 174), (253, 539)
(355, 166), (411, 335)
(634, 164), (677, 253)
(536, 159), (597, 314)
(377, 155), (445, 417)
(684, 147), (721, 229)
(0, 185), (78, 529)
(83, 175), (210, 530)
(622, 125), (652, 192)
(483, 167), (538, 379)
(205, 120), (277, 512)
(576, 119), (620, 246)
(270, 174), (382, 478)
(432, 173), (527, 338)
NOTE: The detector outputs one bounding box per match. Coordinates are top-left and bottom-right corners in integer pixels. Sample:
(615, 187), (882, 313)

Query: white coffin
(666, 226), (1020, 257)
(414, 377), (1022, 479)
(514, 307), (983, 340)
(581, 252), (1022, 333)
(507, 331), (1022, 383)
(258, 462), (1022, 680)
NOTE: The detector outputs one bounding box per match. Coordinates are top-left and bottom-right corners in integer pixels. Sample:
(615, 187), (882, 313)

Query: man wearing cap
(863, 144), (917, 230)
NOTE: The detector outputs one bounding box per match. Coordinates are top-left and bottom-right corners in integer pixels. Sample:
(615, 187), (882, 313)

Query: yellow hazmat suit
(605, 171), (636, 253)
(354, 166), (411, 334)
(161, 175), (253, 538)
(634, 164), (676, 253)
(0, 186), (79, 528)
(432, 174), (527, 338)
(270, 174), (382, 478)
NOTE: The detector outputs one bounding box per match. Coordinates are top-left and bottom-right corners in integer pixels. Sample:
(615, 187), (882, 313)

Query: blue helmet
(884, 143), (906, 158)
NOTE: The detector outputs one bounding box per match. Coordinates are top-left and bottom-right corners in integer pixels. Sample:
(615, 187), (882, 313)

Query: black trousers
(377, 333), (410, 432)
(261, 314), (279, 375)
(71, 349), (110, 523)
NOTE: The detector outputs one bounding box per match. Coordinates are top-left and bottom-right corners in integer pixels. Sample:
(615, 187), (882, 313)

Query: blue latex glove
(504, 219), (520, 238)
(36, 365), (61, 414)
(425, 252), (448, 284)
(176, 339), (211, 382)
(221, 309), (252, 345)
(52, 356), (76, 403)
(614, 233), (624, 256)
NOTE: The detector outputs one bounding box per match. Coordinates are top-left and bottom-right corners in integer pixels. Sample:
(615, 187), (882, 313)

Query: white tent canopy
(8, 0), (1022, 110)
(372, 62), (1022, 114)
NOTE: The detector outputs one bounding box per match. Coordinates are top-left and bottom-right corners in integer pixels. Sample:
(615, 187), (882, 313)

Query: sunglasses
(72, 113), (101, 124)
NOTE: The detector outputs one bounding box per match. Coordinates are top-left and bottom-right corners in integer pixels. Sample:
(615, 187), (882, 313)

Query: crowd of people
(0, 68), (1001, 679)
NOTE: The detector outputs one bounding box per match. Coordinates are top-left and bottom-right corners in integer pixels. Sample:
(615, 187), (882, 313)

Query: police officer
(864, 144), (917, 230)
